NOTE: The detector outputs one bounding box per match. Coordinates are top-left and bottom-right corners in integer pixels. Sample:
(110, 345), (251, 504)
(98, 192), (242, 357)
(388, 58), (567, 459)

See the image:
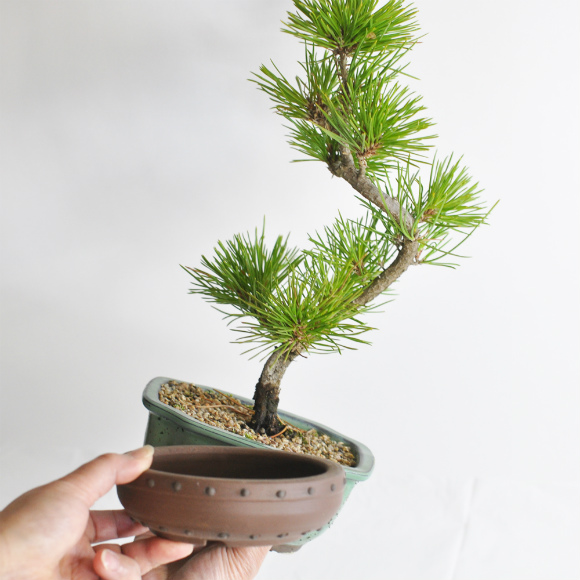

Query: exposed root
(270, 425), (289, 438)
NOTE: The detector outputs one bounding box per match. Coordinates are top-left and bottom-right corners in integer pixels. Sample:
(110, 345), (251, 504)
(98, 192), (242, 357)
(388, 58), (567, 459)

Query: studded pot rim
(117, 445), (346, 547)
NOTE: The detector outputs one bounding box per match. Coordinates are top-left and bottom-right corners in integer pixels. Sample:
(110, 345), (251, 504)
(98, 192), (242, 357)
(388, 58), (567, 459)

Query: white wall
(1, 1), (578, 579)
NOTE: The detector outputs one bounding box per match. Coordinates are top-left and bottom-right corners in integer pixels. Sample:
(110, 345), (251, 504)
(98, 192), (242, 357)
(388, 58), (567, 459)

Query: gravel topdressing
(158, 380), (357, 467)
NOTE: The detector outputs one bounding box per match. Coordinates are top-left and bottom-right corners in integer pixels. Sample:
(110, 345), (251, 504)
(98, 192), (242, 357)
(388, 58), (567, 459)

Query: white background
(1, 1), (578, 579)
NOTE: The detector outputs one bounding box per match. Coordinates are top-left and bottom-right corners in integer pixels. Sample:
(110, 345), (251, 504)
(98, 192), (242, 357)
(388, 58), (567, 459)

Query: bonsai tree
(183, 0), (491, 436)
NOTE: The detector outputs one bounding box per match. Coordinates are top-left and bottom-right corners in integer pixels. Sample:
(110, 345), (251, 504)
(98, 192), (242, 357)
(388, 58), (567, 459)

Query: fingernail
(101, 549), (121, 572)
(125, 445), (154, 460)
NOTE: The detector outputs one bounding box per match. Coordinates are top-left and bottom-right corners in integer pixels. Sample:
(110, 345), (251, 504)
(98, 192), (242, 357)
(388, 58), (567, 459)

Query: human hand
(142, 542), (270, 580)
(0, 446), (194, 579)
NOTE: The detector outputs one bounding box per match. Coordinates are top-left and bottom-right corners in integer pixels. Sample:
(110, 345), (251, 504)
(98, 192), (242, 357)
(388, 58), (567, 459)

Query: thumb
(59, 446), (154, 508)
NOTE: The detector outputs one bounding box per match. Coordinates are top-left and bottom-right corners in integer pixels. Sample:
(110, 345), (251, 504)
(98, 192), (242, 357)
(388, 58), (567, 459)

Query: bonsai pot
(117, 445), (345, 547)
(142, 376), (374, 551)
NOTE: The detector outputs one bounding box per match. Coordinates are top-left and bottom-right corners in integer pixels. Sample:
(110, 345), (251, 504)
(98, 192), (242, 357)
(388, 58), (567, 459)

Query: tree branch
(353, 237), (419, 305)
(329, 144), (415, 232)
(329, 144), (419, 304)
(334, 49), (350, 96)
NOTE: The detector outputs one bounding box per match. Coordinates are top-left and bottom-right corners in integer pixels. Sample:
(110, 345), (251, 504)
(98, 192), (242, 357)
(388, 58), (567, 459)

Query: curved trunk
(330, 144), (420, 304)
(250, 147), (419, 435)
(250, 348), (301, 435)
(330, 144), (416, 232)
(354, 237), (419, 305)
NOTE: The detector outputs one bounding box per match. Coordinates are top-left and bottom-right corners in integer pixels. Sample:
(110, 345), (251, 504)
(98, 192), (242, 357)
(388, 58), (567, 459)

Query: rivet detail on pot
(117, 445), (345, 547)
(133, 481), (345, 500)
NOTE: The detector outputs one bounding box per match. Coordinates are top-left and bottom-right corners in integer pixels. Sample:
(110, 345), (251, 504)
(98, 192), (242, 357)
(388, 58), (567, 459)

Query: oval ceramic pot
(141, 376), (375, 552)
(117, 445), (345, 547)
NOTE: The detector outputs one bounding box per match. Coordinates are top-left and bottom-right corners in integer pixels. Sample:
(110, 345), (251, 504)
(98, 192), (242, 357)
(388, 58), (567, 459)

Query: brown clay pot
(117, 445), (345, 547)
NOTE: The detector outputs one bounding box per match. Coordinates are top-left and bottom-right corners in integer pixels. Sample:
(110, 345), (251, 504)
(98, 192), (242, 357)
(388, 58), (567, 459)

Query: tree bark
(329, 144), (420, 304)
(330, 144), (415, 232)
(353, 237), (419, 305)
(250, 348), (302, 435)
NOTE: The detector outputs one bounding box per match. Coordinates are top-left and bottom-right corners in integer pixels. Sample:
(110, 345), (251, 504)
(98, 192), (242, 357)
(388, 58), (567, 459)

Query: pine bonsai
(182, 0), (491, 436)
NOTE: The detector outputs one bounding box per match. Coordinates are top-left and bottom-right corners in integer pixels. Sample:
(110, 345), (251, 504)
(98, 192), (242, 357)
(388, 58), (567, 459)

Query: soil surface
(159, 380), (357, 467)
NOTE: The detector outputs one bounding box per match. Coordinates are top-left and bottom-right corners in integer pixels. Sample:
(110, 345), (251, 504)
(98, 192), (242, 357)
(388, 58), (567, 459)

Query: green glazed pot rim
(142, 376), (375, 481)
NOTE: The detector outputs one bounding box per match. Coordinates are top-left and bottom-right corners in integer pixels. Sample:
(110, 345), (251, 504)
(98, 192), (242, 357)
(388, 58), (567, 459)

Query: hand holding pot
(0, 447), (267, 580)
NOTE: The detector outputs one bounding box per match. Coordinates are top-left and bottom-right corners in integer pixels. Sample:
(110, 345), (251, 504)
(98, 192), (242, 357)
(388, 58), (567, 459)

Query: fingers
(88, 510), (149, 543)
(59, 446), (154, 508)
(168, 544), (270, 580)
(93, 548), (141, 580)
(121, 536), (194, 573)
(94, 537), (194, 578)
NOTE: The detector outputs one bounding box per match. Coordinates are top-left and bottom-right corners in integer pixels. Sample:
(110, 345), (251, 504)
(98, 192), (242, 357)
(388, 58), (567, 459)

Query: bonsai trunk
(250, 147), (419, 436)
(251, 348), (301, 435)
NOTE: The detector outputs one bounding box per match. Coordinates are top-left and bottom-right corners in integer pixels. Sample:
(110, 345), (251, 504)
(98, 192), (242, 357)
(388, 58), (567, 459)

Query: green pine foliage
(283, 0), (419, 55)
(183, 223), (377, 358)
(184, 0), (492, 361)
(254, 0), (432, 171)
